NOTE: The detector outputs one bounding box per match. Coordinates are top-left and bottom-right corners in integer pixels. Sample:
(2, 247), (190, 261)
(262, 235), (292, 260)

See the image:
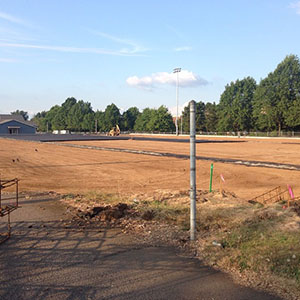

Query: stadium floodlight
(173, 68), (181, 136)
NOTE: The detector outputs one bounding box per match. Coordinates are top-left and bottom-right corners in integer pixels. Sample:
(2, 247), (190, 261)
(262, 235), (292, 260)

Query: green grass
(219, 216), (300, 281)
(138, 199), (189, 223)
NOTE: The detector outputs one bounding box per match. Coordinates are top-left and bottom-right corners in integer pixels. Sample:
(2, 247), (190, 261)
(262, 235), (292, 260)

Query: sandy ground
(0, 137), (299, 199)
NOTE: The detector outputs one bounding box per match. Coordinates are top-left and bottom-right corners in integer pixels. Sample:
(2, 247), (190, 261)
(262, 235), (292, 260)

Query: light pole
(173, 67), (181, 136)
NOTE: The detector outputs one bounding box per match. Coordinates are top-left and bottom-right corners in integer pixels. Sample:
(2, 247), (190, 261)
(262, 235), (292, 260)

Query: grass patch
(219, 215), (300, 282)
(138, 199), (189, 223)
(83, 191), (124, 205)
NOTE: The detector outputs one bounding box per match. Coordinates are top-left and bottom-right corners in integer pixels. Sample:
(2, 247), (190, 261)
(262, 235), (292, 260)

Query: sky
(0, 0), (300, 117)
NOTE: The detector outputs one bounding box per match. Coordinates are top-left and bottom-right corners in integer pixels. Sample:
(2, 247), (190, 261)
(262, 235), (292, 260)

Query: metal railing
(0, 178), (19, 243)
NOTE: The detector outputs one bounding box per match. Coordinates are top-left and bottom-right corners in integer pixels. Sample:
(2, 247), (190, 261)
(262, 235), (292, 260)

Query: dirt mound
(76, 203), (131, 223)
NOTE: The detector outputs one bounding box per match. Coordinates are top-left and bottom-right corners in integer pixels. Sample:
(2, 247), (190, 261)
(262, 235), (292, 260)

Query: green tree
(204, 102), (218, 132)
(218, 77), (256, 132)
(253, 55), (300, 133)
(32, 111), (48, 132)
(11, 110), (29, 120)
(82, 113), (95, 132)
(52, 109), (67, 130)
(134, 108), (155, 132)
(134, 106), (175, 132)
(95, 110), (105, 132)
(122, 107), (140, 131)
(285, 96), (300, 130)
(68, 100), (93, 131)
(147, 106), (175, 132)
(45, 105), (61, 131)
(103, 103), (121, 131)
(182, 101), (206, 133)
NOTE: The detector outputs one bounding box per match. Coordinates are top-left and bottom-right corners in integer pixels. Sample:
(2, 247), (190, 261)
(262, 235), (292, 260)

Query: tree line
(32, 98), (175, 133)
(182, 54), (300, 134)
(30, 54), (300, 134)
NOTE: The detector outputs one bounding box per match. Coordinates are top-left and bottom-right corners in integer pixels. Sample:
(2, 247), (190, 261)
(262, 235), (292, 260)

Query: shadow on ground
(0, 197), (280, 300)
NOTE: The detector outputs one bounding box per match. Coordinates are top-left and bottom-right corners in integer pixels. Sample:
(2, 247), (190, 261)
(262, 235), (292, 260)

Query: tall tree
(147, 106), (175, 132)
(68, 100), (93, 131)
(45, 105), (61, 131)
(95, 110), (105, 132)
(134, 106), (175, 132)
(285, 96), (300, 130)
(32, 111), (48, 131)
(205, 102), (218, 132)
(122, 107), (140, 131)
(134, 108), (155, 132)
(103, 103), (121, 131)
(218, 77), (256, 132)
(253, 55), (300, 133)
(82, 113), (95, 132)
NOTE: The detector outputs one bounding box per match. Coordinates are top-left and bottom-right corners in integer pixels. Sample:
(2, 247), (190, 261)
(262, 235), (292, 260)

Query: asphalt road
(0, 133), (244, 143)
(0, 195), (280, 300)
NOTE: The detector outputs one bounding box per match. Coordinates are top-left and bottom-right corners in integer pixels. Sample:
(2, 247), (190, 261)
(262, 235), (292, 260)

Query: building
(0, 114), (37, 135)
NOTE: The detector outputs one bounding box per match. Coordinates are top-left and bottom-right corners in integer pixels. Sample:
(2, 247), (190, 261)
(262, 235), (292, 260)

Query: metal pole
(173, 68), (181, 136)
(7, 212), (11, 237)
(176, 71), (179, 136)
(16, 179), (19, 207)
(190, 100), (196, 240)
(0, 176), (2, 208)
(180, 115), (183, 135)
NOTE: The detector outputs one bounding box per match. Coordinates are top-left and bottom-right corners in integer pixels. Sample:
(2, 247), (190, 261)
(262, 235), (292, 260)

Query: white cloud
(289, 1), (300, 14)
(168, 101), (189, 117)
(0, 42), (144, 56)
(174, 46), (192, 52)
(126, 70), (208, 90)
(126, 75), (153, 90)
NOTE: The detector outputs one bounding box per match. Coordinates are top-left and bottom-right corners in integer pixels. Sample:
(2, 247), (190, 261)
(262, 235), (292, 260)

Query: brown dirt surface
(0, 137), (300, 200)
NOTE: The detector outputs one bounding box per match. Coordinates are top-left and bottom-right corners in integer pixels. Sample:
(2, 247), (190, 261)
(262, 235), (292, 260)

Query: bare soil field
(1, 136), (300, 299)
(0, 136), (299, 199)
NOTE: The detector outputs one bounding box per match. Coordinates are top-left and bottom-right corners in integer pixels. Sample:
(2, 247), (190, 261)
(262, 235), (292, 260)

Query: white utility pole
(173, 68), (181, 136)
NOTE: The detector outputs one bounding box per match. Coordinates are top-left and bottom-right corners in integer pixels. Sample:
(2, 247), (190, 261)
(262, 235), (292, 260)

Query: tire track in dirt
(51, 142), (300, 172)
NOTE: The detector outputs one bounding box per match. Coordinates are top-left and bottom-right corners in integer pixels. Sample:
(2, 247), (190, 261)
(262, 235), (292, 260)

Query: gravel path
(0, 194), (281, 300)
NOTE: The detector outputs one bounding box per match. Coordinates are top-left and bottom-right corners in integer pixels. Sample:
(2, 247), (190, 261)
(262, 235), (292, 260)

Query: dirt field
(0, 136), (299, 200)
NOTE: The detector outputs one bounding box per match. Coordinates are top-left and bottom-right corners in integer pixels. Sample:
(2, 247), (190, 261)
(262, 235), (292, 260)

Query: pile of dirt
(75, 203), (133, 223)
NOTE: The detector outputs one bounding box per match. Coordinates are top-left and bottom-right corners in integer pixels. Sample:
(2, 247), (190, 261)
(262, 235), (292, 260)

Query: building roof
(0, 114), (25, 122)
(0, 115), (37, 128)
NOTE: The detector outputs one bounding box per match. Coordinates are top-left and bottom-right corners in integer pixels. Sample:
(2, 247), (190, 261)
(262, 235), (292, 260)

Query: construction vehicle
(107, 125), (120, 136)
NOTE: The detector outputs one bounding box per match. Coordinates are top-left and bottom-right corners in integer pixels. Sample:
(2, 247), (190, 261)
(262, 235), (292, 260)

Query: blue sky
(0, 0), (300, 117)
